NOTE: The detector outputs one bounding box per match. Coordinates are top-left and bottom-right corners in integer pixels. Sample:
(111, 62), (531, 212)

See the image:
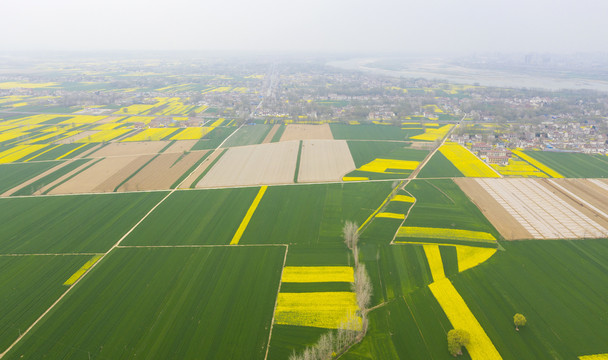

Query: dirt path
(262, 124), (280, 143)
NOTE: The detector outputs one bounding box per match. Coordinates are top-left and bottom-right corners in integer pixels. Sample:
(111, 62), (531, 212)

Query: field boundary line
(230, 186), (267, 245)
(0, 253), (104, 257)
(116, 244), (287, 248)
(0, 120), (250, 358)
(264, 245), (289, 360)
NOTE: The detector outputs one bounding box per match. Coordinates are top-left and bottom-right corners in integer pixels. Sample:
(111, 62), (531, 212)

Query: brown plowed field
(164, 140), (197, 153)
(454, 178), (532, 240)
(280, 124), (333, 141)
(118, 150), (208, 191)
(262, 124), (280, 143)
(48, 155), (152, 194)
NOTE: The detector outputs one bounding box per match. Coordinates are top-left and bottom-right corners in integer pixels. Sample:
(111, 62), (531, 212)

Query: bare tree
(353, 264), (373, 336)
(343, 221), (359, 266)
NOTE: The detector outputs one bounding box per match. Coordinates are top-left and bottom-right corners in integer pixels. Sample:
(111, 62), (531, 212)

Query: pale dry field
(280, 124), (333, 141)
(48, 155), (152, 194)
(57, 131), (98, 144)
(475, 178), (608, 239)
(197, 141), (299, 188)
(180, 148), (224, 188)
(164, 140), (197, 153)
(89, 141), (169, 157)
(262, 124), (280, 143)
(410, 141), (436, 150)
(118, 150), (208, 191)
(297, 140), (356, 183)
(454, 178), (532, 240)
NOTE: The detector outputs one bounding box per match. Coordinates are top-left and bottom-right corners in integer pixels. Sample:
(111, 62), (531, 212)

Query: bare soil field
(35, 161), (96, 195)
(280, 124), (333, 141)
(57, 131), (98, 144)
(197, 141), (299, 188)
(48, 155), (152, 194)
(164, 140), (197, 153)
(297, 140), (356, 183)
(179, 148), (224, 188)
(474, 178), (608, 239)
(262, 124), (280, 143)
(118, 150), (208, 191)
(454, 178), (532, 240)
(588, 178), (608, 194)
(541, 179), (608, 230)
(410, 141), (436, 150)
(89, 141), (169, 157)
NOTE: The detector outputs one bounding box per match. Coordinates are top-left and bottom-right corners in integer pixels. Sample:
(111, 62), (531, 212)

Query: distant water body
(328, 58), (608, 92)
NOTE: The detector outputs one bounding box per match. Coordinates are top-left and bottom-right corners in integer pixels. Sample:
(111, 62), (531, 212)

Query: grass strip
(294, 140), (303, 183)
(170, 151), (210, 189)
(271, 125), (285, 142)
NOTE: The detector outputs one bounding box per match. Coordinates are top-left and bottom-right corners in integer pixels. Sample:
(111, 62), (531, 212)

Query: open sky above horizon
(1, 0), (607, 54)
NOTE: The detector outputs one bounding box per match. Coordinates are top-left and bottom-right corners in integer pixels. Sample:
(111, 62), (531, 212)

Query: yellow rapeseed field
(397, 226), (496, 243)
(275, 292), (361, 329)
(170, 127), (213, 140)
(78, 129), (132, 143)
(59, 115), (107, 124)
(281, 266), (354, 283)
(439, 142), (501, 177)
(209, 119), (225, 127)
(121, 128), (178, 142)
(230, 186), (267, 245)
(376, 212), (406, 219)
(63, 255), (103, 286)
(423, 244), (445, 282)
(579, 354), (608, 360)
(429, 278), (502, 359)
(410, 124), (453, 141)
(114, 104), (157, 115)
(392, 194), (415, 203)
(512, 150), (564, 178)
(0, 144), (47, 164)
(0, 81), (58, 89)
(359, 158), (420, 173)
(342, 176), (369, 181)
(491, 156), (549, 178)
(456, 246), (497, 272)
(92, 123), (123, 131)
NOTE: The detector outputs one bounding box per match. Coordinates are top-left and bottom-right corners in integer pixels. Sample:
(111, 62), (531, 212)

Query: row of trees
(289, 221), (372, 360)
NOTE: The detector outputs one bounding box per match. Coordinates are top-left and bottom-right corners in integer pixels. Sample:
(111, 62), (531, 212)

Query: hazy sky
(1, 0), (607, 53)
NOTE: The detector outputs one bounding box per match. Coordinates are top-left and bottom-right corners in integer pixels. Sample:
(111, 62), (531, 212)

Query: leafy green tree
(447, 329), (470, 356)
(514, 313), (527, 331)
